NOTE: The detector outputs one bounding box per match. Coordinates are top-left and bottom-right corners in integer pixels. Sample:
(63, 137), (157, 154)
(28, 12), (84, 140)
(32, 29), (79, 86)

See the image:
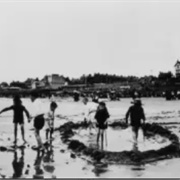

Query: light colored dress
(83, 102), (99, 123)
(44, 110), (54, 130)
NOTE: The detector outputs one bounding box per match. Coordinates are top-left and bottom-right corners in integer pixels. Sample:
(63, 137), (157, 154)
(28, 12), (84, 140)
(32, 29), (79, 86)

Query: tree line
(0, 71), (176, 89)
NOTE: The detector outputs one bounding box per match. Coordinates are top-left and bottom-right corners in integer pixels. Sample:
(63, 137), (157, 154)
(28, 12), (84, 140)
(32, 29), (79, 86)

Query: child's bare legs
(100, 130), (104, 150)
(14, 123), (18, 144)
(20, 124), (27, 143)
(132, 129), (137, 144)
(88, 121), (92, 134)
(50, 128), (54, 140)
(46, 128), (54, 142)
(97, 128), (100, 144)
(132, 126), (139, 144)
(46, 129), (49, 141)
(35, 129), (44, 149)
(89, 121), (96, 135)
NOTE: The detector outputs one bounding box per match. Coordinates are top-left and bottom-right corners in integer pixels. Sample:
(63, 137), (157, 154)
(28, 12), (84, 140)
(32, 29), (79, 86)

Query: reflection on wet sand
(33, 150), (44, 179)
(12, 148), (24, 178)
(43, 142), (55, 174)
(130, 163), (145, 177)
(92, 162), (108, 177)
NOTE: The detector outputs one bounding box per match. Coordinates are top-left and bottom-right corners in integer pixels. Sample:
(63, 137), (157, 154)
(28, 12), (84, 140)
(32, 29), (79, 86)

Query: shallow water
(0, 97), (180, 178)
(73, 127), (171, 152)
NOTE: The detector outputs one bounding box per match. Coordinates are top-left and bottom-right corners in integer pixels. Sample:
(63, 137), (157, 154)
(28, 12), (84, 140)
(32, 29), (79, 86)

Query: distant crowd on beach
(0, 91), (146, 152)
(0, 87), (178, 101)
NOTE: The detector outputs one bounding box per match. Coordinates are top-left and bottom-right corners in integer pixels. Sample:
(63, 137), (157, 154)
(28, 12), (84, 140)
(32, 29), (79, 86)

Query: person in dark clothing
(73, 91), (80, 102)
(0, 95), (30, 144)
(95, 102), (110, 148)
(125, 99), (146, 144)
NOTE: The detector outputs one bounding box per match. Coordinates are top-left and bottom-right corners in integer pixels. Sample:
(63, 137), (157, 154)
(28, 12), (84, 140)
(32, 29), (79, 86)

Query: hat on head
(99, 101), (106, 107)
(13, 95), (21, 103)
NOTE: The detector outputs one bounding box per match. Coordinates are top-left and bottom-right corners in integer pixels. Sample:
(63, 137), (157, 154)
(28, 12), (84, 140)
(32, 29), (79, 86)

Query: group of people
(0, 92), (146, 151)
(82, 97), (110, 148)
(82, 96), (146, 148)
(0, 93), (58, 151)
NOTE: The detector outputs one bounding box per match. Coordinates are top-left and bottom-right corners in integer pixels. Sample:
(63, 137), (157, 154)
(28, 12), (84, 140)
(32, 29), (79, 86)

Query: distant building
(31, 80), (45, 89)
(24, 75), (68, 90)
(174, 60), (180, 77)
(42, 74), (67, 89)
(24, 78), (35, 89)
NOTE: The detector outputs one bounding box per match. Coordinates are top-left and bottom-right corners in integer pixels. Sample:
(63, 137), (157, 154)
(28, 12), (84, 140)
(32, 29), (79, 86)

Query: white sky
(0, 0), (179, 83)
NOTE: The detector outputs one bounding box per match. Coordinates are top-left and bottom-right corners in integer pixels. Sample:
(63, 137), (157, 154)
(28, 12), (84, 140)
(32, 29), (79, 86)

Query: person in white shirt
(29, 93), (45, 151)
(44, 101), (58, 142)
(49, 94), (56, 102)
(82, 97), (99, 134)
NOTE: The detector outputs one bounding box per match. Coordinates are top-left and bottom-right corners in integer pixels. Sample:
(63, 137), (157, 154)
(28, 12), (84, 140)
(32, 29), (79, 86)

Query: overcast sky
(0, 0), (179, 83)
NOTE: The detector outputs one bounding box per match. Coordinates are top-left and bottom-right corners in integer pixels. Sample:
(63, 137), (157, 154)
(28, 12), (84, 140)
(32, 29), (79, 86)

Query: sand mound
(58, 121), (180, 165)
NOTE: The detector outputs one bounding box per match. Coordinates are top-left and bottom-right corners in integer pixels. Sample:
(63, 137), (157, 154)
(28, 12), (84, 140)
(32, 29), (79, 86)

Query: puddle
(72, 127), (171, 152)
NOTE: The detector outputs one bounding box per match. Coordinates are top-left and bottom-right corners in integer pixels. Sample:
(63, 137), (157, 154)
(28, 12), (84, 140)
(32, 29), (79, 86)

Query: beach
(0, 97), (180, 178)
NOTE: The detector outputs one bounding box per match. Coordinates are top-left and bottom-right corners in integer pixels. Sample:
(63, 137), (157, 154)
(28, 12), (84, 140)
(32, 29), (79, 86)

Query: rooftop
(174, 60), (180, 67)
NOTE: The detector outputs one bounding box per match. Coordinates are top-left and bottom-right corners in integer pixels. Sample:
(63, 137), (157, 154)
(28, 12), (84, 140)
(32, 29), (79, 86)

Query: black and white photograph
(0, 0), (179, 178)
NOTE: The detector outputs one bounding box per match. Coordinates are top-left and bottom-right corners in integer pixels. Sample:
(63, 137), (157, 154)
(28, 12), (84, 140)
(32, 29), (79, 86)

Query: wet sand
(0, 97), (180, 178)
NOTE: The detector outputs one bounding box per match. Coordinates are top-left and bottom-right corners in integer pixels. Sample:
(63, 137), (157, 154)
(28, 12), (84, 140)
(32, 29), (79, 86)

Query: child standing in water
(44, 101), (58, 142)
(82, 97), (99, 135)
(0, 95), (30, 145)
(125, 99), (146, 145)
(95, 102), (110, 149)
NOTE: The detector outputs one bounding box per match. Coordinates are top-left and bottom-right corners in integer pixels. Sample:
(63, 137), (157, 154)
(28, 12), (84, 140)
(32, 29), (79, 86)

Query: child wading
(29, 93), (46, 151)
(0, 95), (30, 145)
(44, 101), (58, 142)
(95, 102), (110, 149)
(125, 99), (146, 145)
